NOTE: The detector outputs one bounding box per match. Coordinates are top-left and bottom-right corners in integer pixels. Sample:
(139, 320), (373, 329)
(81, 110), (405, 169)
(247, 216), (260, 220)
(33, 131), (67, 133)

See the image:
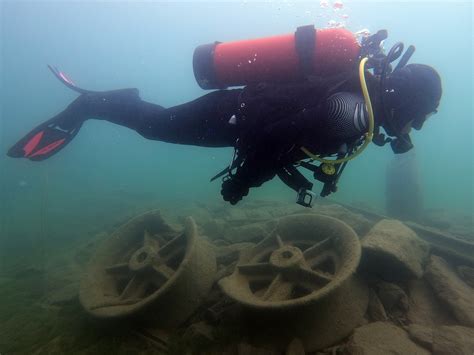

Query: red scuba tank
(193, 25), (360, 90)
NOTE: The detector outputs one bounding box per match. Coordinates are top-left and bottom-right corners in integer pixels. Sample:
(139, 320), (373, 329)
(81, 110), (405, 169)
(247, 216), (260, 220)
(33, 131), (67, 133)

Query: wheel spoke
(153, 264), (174, 282)
(238, 262), (274, 275)
(296, 267), (333, 290)
(275, 234), (284, 248)
(143, 230), (160, 251)
(159, 234), (185, 257)
(120, 275), (146, 300)
(162, 245), (185, 263)
(105, 263), (129, 275)
(238, 262), (276, 284)
(308, 252), (337, 275)
(89, 297), (142, 310)
(156, 235), (168, 246)
(302, 237), (332, 260)
(262, 274), (294, 301)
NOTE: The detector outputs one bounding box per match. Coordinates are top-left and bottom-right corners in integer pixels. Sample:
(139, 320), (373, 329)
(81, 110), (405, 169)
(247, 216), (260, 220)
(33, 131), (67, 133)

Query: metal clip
(296, 188), (316, 208)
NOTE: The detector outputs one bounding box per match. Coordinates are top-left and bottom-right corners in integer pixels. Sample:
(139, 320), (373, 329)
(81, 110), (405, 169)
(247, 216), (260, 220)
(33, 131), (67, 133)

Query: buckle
(296, 188), (317, 208)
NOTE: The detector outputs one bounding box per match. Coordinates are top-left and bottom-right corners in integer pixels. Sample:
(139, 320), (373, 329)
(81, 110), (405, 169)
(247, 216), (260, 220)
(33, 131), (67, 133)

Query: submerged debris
(361, 219), (430, 280)
(3, 200), (474, 353)
(346, 321), (430, 354)
(425, 255), (474, 327)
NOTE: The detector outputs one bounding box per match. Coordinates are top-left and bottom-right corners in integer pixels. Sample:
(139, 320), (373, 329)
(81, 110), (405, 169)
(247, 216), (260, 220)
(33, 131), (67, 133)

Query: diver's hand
(221, 178), (249, 205)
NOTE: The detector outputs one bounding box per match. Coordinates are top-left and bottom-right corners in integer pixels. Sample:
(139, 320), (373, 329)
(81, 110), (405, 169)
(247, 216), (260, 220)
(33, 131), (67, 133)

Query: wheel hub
(270, 245), (303, 269)
(129, 246), (156, 272)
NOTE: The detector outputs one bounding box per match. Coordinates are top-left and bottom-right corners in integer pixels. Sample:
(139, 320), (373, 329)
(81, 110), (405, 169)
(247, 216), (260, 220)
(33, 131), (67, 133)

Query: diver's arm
(221, 109), (314, 204)
(220, 91), (371, 204)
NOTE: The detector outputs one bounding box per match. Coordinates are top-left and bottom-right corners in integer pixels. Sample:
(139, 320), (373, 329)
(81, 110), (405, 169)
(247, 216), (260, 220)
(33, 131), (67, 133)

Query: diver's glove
(221, 177), (249, 205)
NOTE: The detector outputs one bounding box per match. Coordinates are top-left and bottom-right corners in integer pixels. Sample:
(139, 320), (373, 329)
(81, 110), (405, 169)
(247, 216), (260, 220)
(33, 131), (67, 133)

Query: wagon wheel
(238, 233), (337, 302)
(80, 212), (217, 325)
(219, 213), (361, 309)
(88, 230), (186, 310)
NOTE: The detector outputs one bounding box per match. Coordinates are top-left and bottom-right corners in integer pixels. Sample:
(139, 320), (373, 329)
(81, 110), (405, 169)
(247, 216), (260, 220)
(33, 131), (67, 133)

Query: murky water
(1, 1), (472, 354)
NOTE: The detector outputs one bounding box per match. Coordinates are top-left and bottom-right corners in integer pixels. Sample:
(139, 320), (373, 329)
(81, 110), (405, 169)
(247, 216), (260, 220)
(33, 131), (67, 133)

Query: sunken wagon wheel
(219, 213), (368, 351)
(79, 210), (216, 328)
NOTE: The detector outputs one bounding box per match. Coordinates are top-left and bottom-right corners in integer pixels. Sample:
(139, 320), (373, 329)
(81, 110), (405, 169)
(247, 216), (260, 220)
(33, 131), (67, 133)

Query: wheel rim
(80, 211), (197, 318)
(219, 214), (361, 309)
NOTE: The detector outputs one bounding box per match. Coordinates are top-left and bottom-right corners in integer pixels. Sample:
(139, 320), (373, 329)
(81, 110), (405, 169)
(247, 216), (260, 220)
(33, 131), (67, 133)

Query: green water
(0, 1), (472, 353)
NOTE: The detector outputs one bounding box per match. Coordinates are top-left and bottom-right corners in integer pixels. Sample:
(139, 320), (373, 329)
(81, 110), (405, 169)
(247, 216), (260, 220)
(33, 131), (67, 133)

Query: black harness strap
(277, 165), (313, 192)
(295, 25), (316, 78)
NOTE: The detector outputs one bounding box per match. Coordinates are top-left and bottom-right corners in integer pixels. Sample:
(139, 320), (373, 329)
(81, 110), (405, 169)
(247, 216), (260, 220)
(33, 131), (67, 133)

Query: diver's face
(384, 65), (441, 133)
(392, 103), (439, 134)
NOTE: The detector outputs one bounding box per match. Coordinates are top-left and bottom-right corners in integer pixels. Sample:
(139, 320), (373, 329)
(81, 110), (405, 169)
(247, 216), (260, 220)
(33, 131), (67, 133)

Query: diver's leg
(84, 88), (241, 146)
(134, 90), (241, 147)
(7, 89), (144, 161)
(7, 88), (241, 161)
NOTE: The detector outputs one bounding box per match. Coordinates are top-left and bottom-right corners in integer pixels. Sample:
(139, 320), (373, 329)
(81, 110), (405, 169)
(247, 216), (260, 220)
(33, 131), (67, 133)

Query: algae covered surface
(0, 199), (472, 354)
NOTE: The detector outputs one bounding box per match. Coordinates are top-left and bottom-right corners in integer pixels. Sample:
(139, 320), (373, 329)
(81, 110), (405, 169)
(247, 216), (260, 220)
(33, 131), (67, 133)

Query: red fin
(29, 138), (66, 158)
(23, 131), (44, 157)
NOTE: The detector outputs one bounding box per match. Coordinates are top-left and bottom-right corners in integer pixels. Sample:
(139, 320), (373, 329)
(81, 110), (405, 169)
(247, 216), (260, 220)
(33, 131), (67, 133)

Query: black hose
(394, 45), (416, 71)
(379, 42), (405, 126)
(381, 42), (404, 80)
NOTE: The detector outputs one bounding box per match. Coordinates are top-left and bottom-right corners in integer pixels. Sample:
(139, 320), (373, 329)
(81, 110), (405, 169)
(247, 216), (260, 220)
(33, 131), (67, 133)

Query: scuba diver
(7, 26), (442, 207)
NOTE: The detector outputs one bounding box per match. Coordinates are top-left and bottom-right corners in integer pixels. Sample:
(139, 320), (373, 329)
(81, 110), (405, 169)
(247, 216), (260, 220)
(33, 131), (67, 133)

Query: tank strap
(295, 25), (316, 78)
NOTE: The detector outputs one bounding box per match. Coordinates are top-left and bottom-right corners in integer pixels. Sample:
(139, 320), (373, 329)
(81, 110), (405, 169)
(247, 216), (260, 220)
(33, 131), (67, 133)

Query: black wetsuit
(72, 71), (373, 203)
(8, 70), (375, 204)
